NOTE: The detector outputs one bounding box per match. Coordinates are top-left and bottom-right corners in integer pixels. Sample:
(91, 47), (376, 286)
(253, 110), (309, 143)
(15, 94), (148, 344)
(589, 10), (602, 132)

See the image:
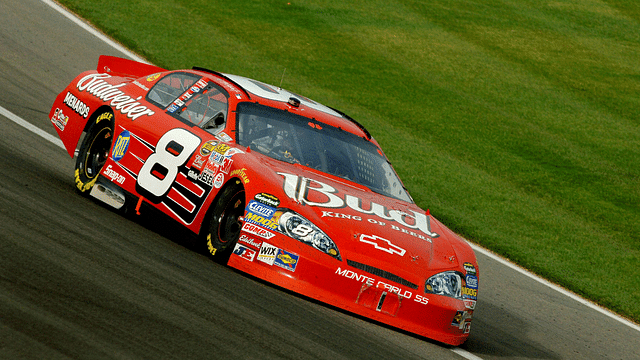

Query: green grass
(58, 0), (640, 323)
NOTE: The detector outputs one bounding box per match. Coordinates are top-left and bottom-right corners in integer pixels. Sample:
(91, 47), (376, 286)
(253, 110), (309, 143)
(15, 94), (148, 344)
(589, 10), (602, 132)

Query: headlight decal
(424, 271), (464, 299)
(425, 269), (479, 304)
(276, 210), (342, 261)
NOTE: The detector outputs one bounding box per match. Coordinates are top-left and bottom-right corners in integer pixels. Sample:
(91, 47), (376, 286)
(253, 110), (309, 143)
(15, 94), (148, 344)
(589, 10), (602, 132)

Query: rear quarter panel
(49, 70), (100, 158)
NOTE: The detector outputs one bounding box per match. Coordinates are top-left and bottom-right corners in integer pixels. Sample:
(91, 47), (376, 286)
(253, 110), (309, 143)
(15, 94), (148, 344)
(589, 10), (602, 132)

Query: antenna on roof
(279, 68), (287, 89)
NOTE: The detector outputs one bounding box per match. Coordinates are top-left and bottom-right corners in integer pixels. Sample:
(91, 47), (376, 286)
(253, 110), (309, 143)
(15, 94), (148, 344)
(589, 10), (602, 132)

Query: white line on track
(451, 348), (484, 360)
(19, 1), (637, 359)
(41, 0), (148, 64)
(0, 106), (64, 149)
(468, 242), (640, 333)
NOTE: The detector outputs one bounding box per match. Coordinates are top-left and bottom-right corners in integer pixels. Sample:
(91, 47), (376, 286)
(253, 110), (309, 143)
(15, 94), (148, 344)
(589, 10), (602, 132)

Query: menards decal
(278, 173), (439, 238)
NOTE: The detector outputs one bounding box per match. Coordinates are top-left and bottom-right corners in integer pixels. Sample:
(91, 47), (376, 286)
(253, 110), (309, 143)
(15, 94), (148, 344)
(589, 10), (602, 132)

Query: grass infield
(58, 0), (640, 323)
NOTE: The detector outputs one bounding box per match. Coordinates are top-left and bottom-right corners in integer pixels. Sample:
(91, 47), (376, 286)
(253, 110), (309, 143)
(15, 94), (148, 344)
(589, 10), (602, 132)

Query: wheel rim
(84, 127), (112, 179)
(215, 190), (245, 249)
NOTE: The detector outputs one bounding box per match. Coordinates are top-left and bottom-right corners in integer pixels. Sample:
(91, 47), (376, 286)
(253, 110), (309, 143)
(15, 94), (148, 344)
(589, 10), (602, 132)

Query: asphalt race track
(1, 0), (639, 359)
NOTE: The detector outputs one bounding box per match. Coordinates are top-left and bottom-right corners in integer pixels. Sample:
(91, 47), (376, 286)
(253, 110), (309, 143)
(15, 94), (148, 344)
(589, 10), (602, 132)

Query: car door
(115, 71), (231, 229)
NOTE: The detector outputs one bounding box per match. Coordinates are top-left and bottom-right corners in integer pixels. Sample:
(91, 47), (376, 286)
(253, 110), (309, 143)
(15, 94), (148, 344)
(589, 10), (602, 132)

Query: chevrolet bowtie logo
(359, 234), (406, 256)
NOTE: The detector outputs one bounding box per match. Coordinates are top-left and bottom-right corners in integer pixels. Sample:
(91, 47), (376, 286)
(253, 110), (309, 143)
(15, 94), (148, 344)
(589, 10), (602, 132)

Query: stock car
(49, 55), (479, 346)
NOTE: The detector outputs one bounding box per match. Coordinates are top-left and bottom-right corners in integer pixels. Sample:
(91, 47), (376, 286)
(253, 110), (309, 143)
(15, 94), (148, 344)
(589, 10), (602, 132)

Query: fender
(50, 56), (166, 158)
(49, 71), (101, 158)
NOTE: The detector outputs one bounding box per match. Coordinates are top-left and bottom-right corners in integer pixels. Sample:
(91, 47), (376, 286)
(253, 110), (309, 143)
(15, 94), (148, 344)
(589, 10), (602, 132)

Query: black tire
(201, 180), (245, 263)
(75, 110), (114, 195)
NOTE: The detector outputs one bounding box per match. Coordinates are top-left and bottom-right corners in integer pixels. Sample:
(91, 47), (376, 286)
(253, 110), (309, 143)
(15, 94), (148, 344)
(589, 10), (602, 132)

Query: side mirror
(202, 111), (225, 131)
(214, 113), (225, 126)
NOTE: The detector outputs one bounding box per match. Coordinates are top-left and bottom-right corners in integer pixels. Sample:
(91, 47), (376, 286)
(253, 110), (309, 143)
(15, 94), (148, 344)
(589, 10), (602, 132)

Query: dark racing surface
(1, 0), (639, 358)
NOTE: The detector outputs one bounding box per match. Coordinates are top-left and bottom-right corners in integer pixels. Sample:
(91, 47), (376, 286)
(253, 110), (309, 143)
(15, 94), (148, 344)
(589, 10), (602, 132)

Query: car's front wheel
(75, 110), (114, 194)
(201, 180), (245, 263)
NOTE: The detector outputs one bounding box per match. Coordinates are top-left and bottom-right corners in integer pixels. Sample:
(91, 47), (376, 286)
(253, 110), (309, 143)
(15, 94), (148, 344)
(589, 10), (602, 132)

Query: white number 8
(292, 224), (314, 237)
(138, 128), (200, 198)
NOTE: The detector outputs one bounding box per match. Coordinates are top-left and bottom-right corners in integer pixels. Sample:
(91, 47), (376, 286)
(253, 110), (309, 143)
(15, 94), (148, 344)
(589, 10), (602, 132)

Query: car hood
(240, 152), (467, 287)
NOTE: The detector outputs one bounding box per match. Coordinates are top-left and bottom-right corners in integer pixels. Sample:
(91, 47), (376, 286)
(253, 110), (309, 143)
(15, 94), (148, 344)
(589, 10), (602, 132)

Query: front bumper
(227, 232), (473, 346)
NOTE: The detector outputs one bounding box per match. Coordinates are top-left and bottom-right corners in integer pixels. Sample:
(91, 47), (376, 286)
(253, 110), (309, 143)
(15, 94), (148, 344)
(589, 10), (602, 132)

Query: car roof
(189, 67), (372, 141)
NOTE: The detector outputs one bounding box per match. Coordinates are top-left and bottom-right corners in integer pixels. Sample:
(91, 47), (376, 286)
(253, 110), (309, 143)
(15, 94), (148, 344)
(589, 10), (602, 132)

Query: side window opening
(147, 72), (199, 108)
(177, 84), (229, 134)
(146, 72), (230, 134)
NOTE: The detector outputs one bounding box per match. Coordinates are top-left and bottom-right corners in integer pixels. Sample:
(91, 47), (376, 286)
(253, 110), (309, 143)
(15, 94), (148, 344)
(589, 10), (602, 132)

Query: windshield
(236, 102), (412, 202)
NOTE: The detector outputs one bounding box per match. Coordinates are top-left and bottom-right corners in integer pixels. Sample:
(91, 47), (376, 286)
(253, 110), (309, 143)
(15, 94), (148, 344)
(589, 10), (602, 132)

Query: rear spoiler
(97, 55), (166, 78)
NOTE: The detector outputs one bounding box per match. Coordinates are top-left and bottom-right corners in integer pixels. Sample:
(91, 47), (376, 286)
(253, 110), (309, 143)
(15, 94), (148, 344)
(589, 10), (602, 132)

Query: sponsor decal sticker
(230, 167), (250, 184)
(216, 131), (233, 142)
(462, 286), (478, 301)
(187, 169), (199, 181)
(247, 200), (276, 218)
(451, 311), (473, 331)
(464, 322), (472, 334)
(168, 78), (208, 110)
(63, 92), (90, 118)
(209, 154), (233, 174)
(244, 211), (278, 230)
(465, 274), (478, 289)
(200, 140), (217, 156)
(257, 242), (278, 265)
(213, 173), (224, 188)
(233, 243), (256, 261)
(451, 310), (473, 334)
(147, 73), (161, 82)
(103, 164), (125, 184)
(225, 148), (244, 157)
(274, 249), (299, 272)
(452, 311), (464, 326)
(463, 262), (477, 275)
(51, 108), (69, 131)
(238, 234), (263, 250)
(197, 168), (215, 186)
(280, 173), (439, 239)
(76, 73), (155, 120)
(464, 300), (476, 310)
(209, 152), (224, 165)
(112, 130), (130, 161)
(241, 222), (275, 240)
(192, 154), (206, 169)
(255, 193), (280, 207)
(212, 143), (230, 155)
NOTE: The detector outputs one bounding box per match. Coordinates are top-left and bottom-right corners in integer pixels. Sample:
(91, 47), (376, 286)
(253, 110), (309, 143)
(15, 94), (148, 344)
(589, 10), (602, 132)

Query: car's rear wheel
(201, 180), (245, 263)
(75, 110), (114, 194)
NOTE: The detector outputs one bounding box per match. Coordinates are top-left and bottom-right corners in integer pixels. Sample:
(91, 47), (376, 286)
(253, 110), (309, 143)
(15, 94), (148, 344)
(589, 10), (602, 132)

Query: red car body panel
(48, 55), (478, 346)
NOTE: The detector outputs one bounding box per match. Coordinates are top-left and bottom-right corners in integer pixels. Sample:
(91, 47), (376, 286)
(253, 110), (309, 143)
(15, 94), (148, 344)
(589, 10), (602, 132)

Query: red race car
(49, 55), (479, 345)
